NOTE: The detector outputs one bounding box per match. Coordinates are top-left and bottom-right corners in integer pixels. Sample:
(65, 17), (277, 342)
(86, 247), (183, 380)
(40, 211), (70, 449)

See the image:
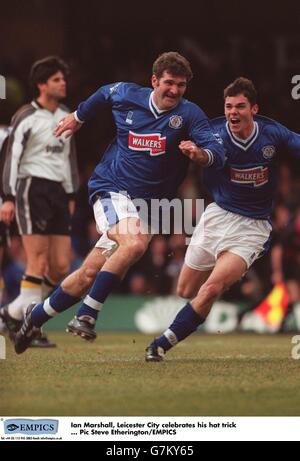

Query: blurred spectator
(165, 234), (186, 294)
(2, 236), (26, 304)
(271, 206), (300, 302)
(128, 272), (151, 295)
(146, 236), (172, 295)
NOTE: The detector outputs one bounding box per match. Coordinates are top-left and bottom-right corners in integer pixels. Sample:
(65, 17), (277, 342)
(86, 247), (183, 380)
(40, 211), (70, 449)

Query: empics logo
(128, 131), (166, 156)
(4, 419), (58, 435)
(0, 75), (6, 99)
(6, 424), (19, 431)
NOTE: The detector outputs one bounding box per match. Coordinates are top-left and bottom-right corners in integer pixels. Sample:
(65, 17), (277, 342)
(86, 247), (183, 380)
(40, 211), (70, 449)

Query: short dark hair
(29, 56), (69, 97)
(152, 51), (193, 81)
(224, 77), (257, 106)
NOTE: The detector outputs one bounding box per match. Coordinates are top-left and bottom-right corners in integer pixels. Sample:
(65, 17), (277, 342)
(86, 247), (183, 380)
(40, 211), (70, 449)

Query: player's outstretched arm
(54, 113), (83, 138)
(179, 140), (209, 165)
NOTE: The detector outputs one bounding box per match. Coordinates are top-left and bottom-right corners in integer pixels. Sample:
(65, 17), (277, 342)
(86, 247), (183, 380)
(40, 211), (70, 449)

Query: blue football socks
(153, 302), (205, 351)
(31, 287), (81, 327)
(76, 271), (120, 321)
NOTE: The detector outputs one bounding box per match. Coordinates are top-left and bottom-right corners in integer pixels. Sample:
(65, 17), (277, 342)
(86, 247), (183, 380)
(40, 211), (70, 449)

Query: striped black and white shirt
(2, 101), (79, 200)
(0, 125), (11, 207)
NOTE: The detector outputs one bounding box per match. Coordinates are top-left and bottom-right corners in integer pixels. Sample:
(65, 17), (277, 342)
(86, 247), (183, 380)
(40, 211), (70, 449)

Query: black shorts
(15, 177), (71, 236)
(0, 221), (7, 246)
(0, 220), (19, 246)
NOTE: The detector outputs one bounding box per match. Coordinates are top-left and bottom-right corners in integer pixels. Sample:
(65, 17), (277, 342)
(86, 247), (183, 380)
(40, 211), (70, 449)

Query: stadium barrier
(44, 295), (300, 333)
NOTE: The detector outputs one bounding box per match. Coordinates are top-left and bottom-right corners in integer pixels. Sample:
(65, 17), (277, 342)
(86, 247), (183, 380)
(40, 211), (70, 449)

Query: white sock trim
(164, 328), (178, 346)
(43, 298), (59, 317)
(83, 294), (103, 312)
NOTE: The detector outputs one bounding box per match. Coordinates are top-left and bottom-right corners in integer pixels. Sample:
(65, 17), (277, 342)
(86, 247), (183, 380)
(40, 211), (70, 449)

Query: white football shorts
(185, 202), (272, 271)
(93, 192), (150, 258)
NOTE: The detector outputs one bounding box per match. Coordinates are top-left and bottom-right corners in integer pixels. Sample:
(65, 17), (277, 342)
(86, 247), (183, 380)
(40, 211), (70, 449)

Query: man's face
(152, 71), (187, 110)
(225, 94), (258, 137)
(39, 71), (66, 100)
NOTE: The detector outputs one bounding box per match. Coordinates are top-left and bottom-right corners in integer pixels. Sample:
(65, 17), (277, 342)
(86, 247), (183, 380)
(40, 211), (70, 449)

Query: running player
(145, 77), (300, 361)
(14, 51), (225, 354)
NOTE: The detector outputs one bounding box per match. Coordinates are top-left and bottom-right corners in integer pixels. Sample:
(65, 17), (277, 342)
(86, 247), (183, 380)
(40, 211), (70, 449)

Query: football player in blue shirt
(14, 51), (225, 353)
(145, 76), (300, 361)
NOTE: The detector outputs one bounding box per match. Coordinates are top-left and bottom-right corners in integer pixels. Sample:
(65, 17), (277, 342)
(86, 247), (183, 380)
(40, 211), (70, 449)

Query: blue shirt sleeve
(276, 122), (300, 158)
(188, 104), (226, 169)
(76, 82), (124, 121)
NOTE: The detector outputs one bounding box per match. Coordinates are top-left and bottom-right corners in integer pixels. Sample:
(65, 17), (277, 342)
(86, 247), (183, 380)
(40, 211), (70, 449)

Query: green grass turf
(0, 332), (299, 416)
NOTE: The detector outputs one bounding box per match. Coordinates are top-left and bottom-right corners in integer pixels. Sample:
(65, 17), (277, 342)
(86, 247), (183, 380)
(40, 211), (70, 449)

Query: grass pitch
(0, 332), (299, 416)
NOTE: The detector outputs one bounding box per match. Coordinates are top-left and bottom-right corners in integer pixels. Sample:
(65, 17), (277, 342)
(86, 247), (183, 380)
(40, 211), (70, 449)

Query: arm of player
(54, 112), (83, 138)
(187, 106), (225, 169)
(55, 82), (125, 138)
(0, 201), (15, 225)
(61, 136), (79, 193)
(179, 140), (210, 165)
(2, 113), (30, 199)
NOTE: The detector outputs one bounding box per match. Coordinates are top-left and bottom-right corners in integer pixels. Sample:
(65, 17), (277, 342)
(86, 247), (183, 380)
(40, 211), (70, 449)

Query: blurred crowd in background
(1, 0), (300, 310)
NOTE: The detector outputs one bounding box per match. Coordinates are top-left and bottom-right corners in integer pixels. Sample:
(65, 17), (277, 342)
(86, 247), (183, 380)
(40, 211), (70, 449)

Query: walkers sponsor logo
(4, 419), (58, 435)
(128, 131), (166, 156)
(230, 166), (269, 187)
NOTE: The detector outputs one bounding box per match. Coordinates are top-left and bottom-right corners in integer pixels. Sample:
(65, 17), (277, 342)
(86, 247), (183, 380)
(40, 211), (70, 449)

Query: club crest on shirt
(169, 115), (183, 129)
(262, 145), (275, 159)
(128, 131), (166, 156)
